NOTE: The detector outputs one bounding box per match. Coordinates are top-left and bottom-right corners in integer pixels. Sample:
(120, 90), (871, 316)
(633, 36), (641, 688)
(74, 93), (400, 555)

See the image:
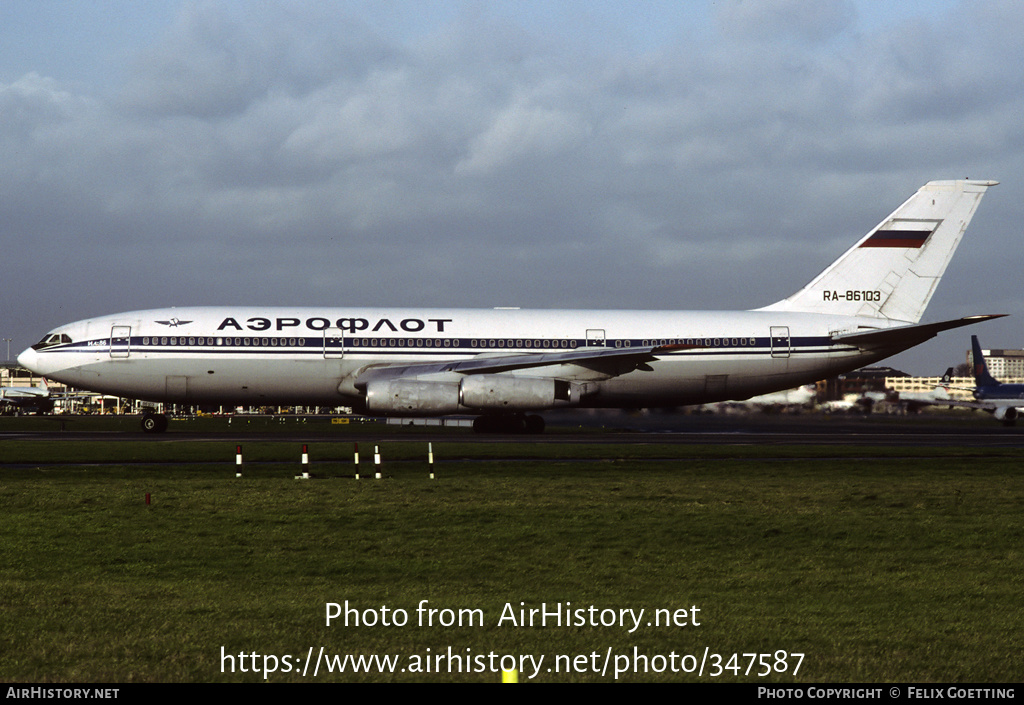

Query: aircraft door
(770, 326), (791, 359)
(110, 326), (131, 358)
(586, 329), (606, 347)
(323, 327), (344, 359)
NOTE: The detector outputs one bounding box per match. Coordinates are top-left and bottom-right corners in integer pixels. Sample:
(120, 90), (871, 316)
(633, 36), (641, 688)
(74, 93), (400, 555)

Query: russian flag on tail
(860, 219), (939, 248)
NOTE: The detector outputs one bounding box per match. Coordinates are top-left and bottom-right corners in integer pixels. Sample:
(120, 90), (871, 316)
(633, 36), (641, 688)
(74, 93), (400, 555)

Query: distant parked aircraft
(0, 380), (56, 413)
(931, 337), (1024, 425)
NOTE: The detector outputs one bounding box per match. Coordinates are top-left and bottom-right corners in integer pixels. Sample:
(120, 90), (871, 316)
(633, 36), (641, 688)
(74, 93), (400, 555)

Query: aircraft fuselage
(18, 306), (899, 411)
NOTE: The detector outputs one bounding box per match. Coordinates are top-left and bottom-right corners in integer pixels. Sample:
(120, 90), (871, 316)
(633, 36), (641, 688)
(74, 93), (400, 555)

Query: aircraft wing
(831, 315), (1006, 350)
(0, 386), (53, 412)
(352, 343), (698, 385)
(0, 389), (48, 400)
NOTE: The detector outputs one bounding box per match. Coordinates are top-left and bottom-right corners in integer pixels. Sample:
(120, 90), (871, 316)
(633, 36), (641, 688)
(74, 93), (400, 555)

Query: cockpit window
(31, 333), (73, 350)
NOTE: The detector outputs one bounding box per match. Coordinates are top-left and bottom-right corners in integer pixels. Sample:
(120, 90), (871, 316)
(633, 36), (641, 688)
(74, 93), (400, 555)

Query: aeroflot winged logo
(155, 318), (193, 327)
(859, 219), (940, 248)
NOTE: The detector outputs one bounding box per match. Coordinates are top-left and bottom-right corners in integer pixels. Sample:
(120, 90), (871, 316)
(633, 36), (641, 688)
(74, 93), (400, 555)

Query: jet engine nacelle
(459, 375), (571, 411)
(994, 406), (1018, 424)
(364, 379), (461, 415)
(363, 375), (575, 415)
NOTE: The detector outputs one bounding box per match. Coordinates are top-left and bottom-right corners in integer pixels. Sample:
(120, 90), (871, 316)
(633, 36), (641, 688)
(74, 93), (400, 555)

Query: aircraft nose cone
(17, 347), (39, 373)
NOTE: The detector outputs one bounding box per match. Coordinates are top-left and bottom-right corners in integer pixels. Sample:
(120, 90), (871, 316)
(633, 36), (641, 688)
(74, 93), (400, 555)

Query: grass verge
(1, 441), (1021, 682)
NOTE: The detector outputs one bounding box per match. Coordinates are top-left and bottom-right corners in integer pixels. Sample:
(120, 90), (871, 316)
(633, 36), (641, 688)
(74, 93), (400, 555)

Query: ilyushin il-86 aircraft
(18, 180), (1003, 433)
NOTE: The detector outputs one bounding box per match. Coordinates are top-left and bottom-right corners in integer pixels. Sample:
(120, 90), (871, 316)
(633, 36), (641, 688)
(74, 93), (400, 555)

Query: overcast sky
(2, 0), (1022, 374)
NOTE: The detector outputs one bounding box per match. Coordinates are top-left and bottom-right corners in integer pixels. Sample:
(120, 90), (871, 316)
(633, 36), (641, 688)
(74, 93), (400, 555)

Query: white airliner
(890, 368), (955, 412)
(18, 180), (1003, 433)
(0, 381), (57, 414)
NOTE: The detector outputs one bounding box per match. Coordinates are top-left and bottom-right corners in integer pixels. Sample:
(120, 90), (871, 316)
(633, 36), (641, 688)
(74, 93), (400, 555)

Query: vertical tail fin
(758, 180), (997, 322)
(971, 335), (1001, 387)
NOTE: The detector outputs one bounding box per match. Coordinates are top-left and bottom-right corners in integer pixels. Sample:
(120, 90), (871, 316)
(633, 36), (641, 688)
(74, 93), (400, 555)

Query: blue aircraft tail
(971, 336), (1001, 388)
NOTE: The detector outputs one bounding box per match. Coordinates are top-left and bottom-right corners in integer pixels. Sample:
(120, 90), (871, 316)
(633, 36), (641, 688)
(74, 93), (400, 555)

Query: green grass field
(1, 423), (1021, 682)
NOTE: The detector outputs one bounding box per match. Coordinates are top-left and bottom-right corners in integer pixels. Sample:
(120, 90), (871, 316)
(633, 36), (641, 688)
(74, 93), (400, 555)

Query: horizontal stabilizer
(831, 315), (1005, 350)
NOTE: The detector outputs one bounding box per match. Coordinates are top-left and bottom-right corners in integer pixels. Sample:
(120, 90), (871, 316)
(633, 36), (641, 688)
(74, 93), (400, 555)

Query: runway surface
(3, 411), (1024, 448)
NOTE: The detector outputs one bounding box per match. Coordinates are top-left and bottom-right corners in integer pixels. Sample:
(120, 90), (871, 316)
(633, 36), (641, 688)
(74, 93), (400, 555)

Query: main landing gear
(472, 414), (545, 434)
(141, 412), (169, 433)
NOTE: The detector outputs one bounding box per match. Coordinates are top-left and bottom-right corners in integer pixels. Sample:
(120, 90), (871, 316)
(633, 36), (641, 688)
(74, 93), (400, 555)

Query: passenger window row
(134, 337), (761, 349)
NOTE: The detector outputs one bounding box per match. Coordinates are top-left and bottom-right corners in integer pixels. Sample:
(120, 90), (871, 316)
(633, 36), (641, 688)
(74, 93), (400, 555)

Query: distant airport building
(885, 374), (974, 401)
(1, 362), (43, 386)
(968, 346), (1024, 381)
(884, 342), (1024, 401)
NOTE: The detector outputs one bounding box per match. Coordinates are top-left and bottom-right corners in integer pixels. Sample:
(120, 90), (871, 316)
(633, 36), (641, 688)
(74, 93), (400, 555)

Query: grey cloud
(715, 0), (857, 44)
(4, 1), (1024, 373)
(120, 2), (395, 118)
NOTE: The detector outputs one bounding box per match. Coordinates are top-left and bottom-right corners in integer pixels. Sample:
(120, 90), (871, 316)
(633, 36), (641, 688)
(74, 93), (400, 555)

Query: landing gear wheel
(141, 413), (169, 433)
(524, 415), (545, 434)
